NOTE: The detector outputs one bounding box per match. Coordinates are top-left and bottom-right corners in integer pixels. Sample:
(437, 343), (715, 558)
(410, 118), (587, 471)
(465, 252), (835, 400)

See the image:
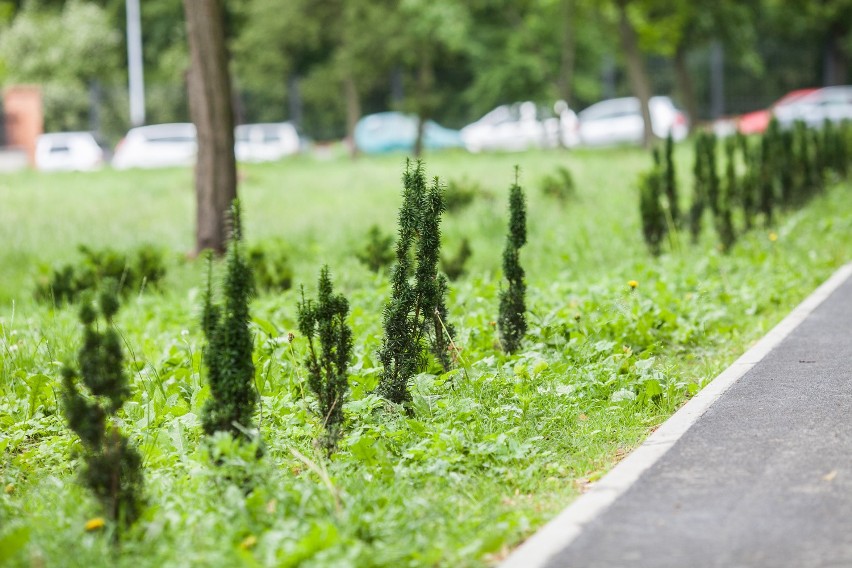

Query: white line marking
(500, 262), (852, 568)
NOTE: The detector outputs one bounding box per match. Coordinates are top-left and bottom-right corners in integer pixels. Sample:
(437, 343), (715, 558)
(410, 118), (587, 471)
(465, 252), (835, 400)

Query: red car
(737, 88), (818, 134)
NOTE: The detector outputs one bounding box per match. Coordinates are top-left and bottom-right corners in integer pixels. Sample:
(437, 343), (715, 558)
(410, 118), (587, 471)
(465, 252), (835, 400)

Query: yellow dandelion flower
(84, 517), (106, 531)
(4, 483), (13, 494)
(628, 280), (639, 289)
(769, 232), (778, 242)
(240, 535), (258, 550)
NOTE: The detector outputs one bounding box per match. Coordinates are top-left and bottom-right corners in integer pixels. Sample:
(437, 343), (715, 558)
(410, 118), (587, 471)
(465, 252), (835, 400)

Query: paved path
(504, 264), (852, 568)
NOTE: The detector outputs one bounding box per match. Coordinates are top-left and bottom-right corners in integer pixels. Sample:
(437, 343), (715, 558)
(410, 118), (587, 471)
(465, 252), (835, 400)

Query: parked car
(460, 101), (579, 152)
(737, 89), (817, 134)
(34, 132), (104, 172)
(354, 112), (463, 154)
(112, 123), (197, 169)
(773, 86), (852, 129)
(235, 122), (301, 162)
(577, 96), (688, 146)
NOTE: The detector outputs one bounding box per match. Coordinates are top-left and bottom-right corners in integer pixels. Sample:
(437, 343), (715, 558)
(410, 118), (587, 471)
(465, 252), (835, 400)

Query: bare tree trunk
(557, 0), (576, 105)
(343, 71), (361, 159)
(183, 0), (237, 255)
(824, 29), (848, 86)
(674, 43), (698, 133)
(616, 0), (654, 148)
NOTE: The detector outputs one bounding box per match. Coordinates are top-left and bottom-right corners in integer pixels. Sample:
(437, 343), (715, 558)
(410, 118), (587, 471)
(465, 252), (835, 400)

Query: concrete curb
(500, 262), (852, 568)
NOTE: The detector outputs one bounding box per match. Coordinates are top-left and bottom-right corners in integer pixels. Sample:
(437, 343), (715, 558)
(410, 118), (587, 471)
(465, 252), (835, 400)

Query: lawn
(1, 145), (851, 566)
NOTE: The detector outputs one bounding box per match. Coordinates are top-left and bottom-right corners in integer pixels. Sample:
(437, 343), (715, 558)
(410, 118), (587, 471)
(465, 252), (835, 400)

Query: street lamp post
(126, 0), (145, 126)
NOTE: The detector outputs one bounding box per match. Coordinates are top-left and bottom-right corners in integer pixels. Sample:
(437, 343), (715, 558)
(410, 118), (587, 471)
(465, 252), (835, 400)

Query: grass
(1, 145), (852, 566)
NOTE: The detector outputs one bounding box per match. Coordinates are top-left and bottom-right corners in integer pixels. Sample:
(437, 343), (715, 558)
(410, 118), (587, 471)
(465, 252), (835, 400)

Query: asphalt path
(538, 268), (852, 568)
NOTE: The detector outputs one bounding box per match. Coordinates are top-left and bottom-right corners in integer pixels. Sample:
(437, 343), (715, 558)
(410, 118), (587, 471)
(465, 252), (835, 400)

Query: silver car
(773, 86), (852, 129)
(112, 123), (197, 170)
(577, 96), (688, 146)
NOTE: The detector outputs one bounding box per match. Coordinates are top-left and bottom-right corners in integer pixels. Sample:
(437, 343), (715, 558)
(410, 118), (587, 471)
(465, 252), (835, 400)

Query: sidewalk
(503, 264), (852, 568)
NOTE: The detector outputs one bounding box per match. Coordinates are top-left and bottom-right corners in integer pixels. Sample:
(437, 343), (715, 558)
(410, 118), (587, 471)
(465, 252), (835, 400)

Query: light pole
(126, 0), (145, 126)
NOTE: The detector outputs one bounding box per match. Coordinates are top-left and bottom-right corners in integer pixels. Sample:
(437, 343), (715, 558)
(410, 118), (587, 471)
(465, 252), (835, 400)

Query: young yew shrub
(498, 170), (527, 354)
(441, 238), (473, 281)
(298, 266), (353, 453)
(356, 225), (395, 273)
(377, 160), (453, 405)
(62, 281), (144, 530)
(716, 137), (737, 251)
(689, 132), (709, 242)
(638, 162), (667, 255)
(201, 200), (258, 444)
(663, 132), (680, 227)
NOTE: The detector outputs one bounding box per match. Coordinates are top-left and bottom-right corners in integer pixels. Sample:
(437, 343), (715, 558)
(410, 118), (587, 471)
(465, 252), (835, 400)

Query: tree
(0, 1), (122, 132)
(614, 0), (654, 147)
(183, 0), (237, 255)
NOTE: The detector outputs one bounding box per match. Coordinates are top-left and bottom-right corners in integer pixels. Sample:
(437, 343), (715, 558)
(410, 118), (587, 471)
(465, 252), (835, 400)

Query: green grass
(1, 146), (852, 566)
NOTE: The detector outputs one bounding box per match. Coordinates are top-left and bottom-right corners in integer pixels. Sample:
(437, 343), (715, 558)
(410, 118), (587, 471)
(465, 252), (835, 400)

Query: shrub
(355, 225), (396, 273)
(200, 200), (258, 445)
(498, 168), (527, 354)
(62, 281), (144, 530)
(377, 160), (453, 405)
(638, 163), (666, 256)
(444, 176), (484, 213)
(35, 244), (166, 305)
(297, 266), (353, 453)
(663, 132), (680, 227)
(689, 132), (710, 242)
(247, 240), (293, 292)
(441, 238), (473, 282)
(539, 165), (576, 202)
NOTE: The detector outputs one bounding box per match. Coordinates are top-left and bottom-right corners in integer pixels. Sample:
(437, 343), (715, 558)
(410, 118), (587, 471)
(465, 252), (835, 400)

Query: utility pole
(126, 0), (145, 126)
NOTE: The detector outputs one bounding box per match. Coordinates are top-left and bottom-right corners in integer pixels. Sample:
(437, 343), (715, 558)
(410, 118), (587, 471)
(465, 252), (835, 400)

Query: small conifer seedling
(377, 160), (454, 405)
(639, 162), (667, 255)
(63, 281), (144, 530)
(356, 225), (395, 273)
(201, 200), (258, 445)
(498, 169), (528, 354)
(663, 132), (680, 227)
(298, 266), (353, 453)
(441, 238), (473, 281)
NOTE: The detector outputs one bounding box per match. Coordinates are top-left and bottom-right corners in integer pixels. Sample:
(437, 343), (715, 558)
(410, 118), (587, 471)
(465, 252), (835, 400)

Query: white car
(112, 123), (197, 170)
(577, 96), (688, 146)
(235, 122), (301, 163)
(34, 132), (104, 172)
(773, 86), (852, 129)
(460, 101), (578, 152)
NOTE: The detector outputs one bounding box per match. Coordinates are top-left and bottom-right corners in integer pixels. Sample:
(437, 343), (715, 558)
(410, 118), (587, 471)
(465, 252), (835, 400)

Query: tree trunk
(824, 30), (848, 86)
(616, 0), (654, 148)
(557, 0), (576, 106)
(183, 0), (237, 256)
(413, 51), (434, 158)
(343, 71), (361, 159)
(674, 43), (698, 133)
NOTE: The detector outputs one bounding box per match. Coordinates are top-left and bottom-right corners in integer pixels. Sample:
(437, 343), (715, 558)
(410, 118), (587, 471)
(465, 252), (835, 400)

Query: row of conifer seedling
(639, 118), (851, 254)
(61, 160), (529, 535)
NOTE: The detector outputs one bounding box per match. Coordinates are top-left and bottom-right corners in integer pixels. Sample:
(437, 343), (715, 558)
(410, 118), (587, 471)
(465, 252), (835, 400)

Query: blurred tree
(0, 0), (122, 132)
(183, 0), (236, 255)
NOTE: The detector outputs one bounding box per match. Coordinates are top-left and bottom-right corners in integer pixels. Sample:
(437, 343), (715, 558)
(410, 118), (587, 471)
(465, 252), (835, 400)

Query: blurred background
(0, 0), (849, 162)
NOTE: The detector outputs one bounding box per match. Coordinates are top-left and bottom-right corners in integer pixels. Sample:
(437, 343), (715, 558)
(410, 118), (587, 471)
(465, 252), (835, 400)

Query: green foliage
(689, 132), (709, 242)
(297, 266), (353, 453)
(62, 281), (144, 529)
(200, 201), (258, 445)
(498, 169), (527, 354)
(444, 176), (485, 213)
(7, 150), (852, 565)
(355, 225), (395, 273)
(377, 160), (453, 405)
(441, 238), (473, 282)
(539, 165), (577, 203)
(663, 133), (680, 227)
(34, 245), (167, 306)
(638, 160), (667, 256)
(247, 240), (294, 293)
